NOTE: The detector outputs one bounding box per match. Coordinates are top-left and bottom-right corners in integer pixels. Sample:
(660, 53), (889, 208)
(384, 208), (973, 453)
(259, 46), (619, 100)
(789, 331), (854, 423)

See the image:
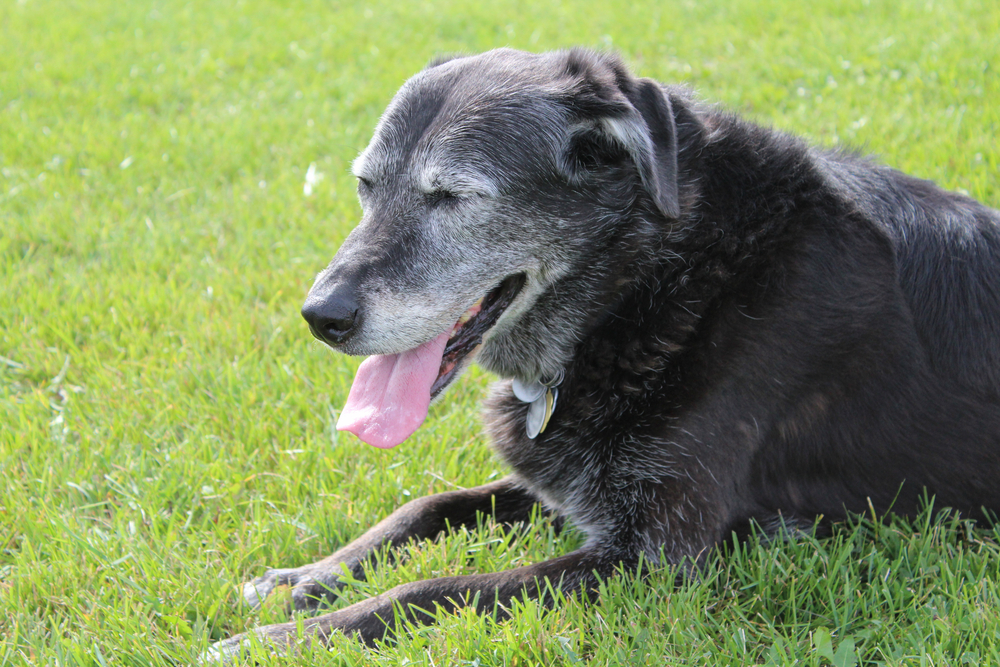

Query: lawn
(2, 0), (999, 664)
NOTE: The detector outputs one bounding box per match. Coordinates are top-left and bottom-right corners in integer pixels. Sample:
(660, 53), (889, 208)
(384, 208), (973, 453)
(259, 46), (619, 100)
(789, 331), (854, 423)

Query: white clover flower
(304, 162), (323, 196)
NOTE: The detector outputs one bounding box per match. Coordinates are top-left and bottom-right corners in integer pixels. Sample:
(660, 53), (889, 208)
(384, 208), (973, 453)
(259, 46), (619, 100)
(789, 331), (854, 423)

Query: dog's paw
(243, 566), (341, 611)
(197, 631), (291, 666)
(199, 614), (345, 665)
(197, 634), (248, 665)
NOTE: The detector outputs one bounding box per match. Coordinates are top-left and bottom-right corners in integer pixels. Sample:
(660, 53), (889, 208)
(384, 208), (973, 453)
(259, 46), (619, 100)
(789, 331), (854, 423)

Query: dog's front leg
(206, 548), (617, 661)
(243, 477), (540, 611)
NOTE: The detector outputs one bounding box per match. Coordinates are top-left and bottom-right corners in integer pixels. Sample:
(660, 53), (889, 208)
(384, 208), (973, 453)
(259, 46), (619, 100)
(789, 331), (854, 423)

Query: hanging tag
(525, 386), (559, 439)
(512, 377), (546, 403)
(516, 371), (563, 439)
(525, 393), (546, 439)
(539, 386), (558, 434)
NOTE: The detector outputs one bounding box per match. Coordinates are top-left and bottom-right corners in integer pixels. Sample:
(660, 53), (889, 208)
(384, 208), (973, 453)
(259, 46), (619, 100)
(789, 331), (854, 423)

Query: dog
(203, 48), (1000, 660)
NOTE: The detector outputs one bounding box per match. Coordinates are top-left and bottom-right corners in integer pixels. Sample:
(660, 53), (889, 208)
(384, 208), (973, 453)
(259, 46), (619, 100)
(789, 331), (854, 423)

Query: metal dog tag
(525, 386), (558, 439)
(540, 386), (557, 433)
(525, 393), (546, 439)
(516, 371), (564, 439)
(512, 377), (546, 403)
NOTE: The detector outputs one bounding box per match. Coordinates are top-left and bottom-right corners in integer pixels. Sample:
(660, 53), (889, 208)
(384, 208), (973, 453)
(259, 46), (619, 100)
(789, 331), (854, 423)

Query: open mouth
(430, 273), (525, 398)
(335, 271), (527, 449)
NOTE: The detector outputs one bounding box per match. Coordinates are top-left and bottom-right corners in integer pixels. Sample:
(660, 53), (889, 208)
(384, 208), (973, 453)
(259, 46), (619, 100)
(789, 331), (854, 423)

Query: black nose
(301, 292), (360, 346)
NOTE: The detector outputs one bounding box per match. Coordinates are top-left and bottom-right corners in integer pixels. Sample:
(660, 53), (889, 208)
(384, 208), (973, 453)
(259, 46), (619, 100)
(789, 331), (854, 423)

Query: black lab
(203, 48), (1000, 660)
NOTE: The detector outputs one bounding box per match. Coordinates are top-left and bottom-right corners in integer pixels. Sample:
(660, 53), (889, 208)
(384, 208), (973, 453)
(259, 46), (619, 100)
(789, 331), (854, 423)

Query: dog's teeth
(451, 298), (486, 336)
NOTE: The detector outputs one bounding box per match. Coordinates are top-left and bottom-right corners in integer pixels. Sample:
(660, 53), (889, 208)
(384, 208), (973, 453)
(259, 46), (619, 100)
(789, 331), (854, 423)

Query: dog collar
(513, 370), (564, 439)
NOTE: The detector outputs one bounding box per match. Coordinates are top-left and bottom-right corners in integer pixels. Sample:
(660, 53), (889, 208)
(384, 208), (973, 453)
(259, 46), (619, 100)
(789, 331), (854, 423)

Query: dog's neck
(554, 98), (826, 405)
(485, 93), (822, 393)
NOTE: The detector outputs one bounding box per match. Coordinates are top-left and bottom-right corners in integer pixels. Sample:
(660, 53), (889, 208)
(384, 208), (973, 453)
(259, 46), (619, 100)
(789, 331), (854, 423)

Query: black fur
(204, 48), (1000, 660)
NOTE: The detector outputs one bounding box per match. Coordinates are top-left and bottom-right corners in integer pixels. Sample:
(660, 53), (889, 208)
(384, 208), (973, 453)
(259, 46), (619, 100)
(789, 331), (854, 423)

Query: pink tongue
(336, 332), (450, 449)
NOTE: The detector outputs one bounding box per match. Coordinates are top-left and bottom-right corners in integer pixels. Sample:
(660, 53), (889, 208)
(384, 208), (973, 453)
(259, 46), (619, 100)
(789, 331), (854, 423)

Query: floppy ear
(559, 68), (681, 220)
(619, 79), (681, 220)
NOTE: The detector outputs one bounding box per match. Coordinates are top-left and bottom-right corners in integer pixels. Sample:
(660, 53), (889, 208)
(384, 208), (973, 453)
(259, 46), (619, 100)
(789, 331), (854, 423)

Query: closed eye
(426, 190), (459, 207)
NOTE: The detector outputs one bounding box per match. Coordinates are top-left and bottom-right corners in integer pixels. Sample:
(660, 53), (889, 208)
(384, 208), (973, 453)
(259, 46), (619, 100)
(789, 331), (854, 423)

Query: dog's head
(302, 48), (684, 447)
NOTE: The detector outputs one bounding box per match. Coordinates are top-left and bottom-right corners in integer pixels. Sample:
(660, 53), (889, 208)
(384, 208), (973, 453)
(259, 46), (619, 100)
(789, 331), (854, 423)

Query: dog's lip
(430, 273), (526, 398)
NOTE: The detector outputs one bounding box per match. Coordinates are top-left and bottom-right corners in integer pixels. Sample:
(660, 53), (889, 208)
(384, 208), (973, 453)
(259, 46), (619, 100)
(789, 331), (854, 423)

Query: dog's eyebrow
(351, 150), (379, 182)
(353, 132), (412, 183)
(353, 146), (500, 197)
(415, 164), (500, 197)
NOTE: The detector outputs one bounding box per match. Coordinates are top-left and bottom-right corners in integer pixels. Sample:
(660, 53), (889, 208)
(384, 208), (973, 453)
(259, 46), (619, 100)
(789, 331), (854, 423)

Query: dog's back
(817, 152), (1000, 401)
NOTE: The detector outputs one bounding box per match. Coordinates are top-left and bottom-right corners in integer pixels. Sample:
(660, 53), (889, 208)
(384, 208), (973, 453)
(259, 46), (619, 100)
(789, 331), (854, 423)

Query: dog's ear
(619, 79), (681, 220)
(557, 52), (681, 220)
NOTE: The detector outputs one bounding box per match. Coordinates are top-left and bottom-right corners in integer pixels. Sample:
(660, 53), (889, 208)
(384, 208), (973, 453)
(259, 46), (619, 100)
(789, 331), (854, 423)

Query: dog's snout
(302, 292), (360, 346)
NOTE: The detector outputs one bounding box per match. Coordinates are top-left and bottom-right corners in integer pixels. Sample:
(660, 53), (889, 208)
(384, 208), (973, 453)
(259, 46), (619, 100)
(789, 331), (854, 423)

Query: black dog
(204, 48), (1000, 659)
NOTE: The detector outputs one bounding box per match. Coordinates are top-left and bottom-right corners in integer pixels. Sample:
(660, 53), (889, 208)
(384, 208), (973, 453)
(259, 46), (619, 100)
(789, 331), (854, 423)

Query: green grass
(1, 0), (999, 664)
